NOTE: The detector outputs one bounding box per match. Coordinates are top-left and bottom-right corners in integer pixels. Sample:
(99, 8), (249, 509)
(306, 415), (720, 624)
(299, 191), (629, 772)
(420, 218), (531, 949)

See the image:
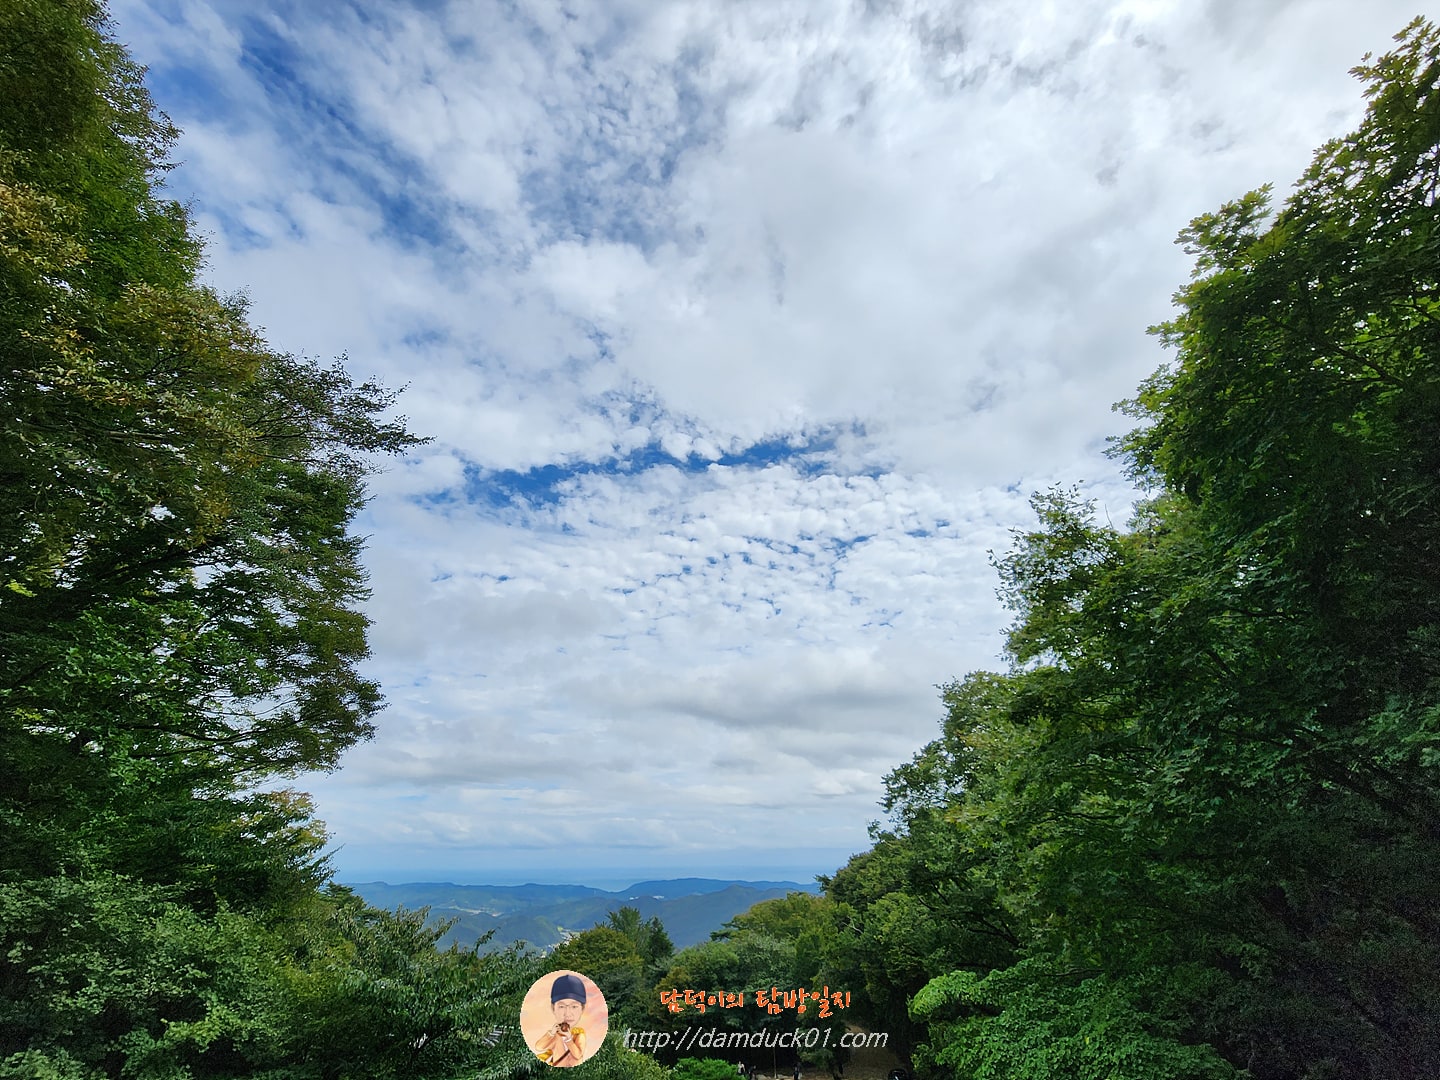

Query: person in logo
(534, 973), (591, 1067)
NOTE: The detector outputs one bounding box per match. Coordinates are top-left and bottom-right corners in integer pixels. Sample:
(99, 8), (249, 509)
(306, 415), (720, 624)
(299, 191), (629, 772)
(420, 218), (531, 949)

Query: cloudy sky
(110, 0), (1425, 887)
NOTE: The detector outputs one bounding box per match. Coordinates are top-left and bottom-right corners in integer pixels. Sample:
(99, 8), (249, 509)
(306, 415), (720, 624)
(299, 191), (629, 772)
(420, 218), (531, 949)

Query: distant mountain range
(345, 877), (820, 952)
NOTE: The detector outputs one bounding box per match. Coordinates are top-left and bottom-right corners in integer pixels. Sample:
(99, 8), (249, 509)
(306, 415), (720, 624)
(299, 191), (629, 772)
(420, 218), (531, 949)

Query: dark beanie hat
(551, 973), (587, 1005)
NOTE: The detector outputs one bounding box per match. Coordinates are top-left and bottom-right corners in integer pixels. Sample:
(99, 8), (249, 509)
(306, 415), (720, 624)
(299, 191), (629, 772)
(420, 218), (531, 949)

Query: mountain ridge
(344, 877), (821, 952)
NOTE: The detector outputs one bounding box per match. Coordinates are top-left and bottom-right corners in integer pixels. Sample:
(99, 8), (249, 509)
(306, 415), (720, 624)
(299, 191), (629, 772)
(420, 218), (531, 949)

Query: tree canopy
(825, 17), (1440, 1080)
(0, 4), (564, 1078)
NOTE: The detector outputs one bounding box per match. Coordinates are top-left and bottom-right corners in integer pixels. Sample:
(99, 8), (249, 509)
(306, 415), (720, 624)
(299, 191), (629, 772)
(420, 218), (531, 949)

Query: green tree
(508, 1036), (672, 1080)
(1, 0), (421, 899)
(820, 688), (1024, 1063)
(284, 893), (540, 1080)
(551, 926), (648, 1028)
(671, 1059), (740, 1080)
(0, 4), (545, 1078)
(713, 894), (834, 968)
(652, 935), (792, 1035)
(607, 906), (676, 972)
(651, 916), (848, 1072)
(870, 16), (1440, 1080)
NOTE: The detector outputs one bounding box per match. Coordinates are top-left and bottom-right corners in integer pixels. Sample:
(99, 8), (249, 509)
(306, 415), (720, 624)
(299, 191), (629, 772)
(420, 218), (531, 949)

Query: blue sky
(110, 0), (1423, 886)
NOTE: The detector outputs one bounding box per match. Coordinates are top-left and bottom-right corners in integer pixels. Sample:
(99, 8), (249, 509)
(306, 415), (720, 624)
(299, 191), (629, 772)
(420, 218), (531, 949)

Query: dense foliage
(646, 894), (847, 1071)
(0, 3), (557, 1078)
(549, 906), (675, 1032)
(670, 1059), (741, 1080)
(822, 17), (1440, 1080)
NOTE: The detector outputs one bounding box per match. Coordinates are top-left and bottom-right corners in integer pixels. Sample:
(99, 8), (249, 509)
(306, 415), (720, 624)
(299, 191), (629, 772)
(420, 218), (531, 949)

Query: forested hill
(347, 879), (821, 951)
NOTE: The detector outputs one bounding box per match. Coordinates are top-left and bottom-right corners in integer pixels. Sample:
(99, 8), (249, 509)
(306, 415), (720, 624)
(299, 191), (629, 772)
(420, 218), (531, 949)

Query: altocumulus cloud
(111, 0), (1421, 882)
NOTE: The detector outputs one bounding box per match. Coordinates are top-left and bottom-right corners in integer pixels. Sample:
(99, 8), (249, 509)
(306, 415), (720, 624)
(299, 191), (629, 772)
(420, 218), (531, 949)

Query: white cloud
(109, 0), (1425, 882)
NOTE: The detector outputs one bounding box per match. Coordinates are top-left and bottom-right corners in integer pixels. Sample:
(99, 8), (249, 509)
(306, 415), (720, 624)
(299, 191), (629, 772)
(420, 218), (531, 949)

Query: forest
(3, 3), (1438, 1078)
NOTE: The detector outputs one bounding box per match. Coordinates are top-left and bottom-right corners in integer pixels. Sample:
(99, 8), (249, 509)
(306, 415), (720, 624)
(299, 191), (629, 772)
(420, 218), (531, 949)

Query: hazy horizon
(335, 860), (844, 892)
